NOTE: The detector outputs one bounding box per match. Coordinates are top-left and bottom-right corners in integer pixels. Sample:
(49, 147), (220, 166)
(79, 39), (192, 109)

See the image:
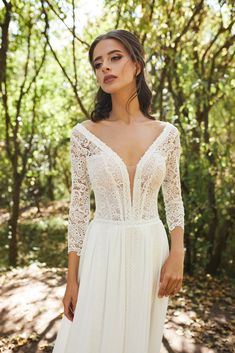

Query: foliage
(0, 0), (234, 276)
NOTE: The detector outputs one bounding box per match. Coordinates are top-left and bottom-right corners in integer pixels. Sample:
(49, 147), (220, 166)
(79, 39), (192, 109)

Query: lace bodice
(67, 121), (185, 256)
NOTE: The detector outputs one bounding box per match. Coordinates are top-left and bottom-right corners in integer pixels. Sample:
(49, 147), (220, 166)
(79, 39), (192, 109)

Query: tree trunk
(8, 176), (21, 267)
(206, 219), (231, 274)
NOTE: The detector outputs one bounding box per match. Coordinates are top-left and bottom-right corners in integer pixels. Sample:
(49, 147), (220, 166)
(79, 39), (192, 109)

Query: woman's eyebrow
(93, 50), (123, 64)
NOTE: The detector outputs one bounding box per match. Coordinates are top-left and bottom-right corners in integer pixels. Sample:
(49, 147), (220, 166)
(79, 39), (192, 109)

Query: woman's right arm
(63, 127), (91, 321)
(67, 252), (80, 283)
(63, 253), (80, 321)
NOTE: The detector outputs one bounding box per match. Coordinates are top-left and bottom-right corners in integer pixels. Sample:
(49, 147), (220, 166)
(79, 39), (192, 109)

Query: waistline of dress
(91, 216), (162, 227)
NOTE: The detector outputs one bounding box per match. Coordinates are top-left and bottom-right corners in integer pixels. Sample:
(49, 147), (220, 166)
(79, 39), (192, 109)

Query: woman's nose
(102, 62), (110, 72)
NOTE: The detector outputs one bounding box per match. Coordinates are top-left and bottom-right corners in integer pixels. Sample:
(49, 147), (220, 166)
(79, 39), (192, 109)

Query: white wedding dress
(52, 121), (185, 353)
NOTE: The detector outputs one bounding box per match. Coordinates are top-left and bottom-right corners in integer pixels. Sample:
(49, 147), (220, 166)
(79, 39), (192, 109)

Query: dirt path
(0, 264), (234, 353)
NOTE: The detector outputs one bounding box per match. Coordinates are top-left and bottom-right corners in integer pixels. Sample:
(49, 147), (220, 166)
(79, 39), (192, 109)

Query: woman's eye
(94, 56), (122, 70)
(112, 56), (122, 61)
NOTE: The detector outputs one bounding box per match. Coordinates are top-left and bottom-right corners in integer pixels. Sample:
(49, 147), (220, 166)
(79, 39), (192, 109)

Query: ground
(0, 264), (234, 353)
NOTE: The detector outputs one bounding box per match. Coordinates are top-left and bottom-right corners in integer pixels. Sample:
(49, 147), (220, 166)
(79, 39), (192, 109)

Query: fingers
(158, 279), (168, 298)
(63, 299), (74, 322)
(72, 297), (77, 313)
(158, 275), (183, 297)
(166, 278), (182, 296)
(172, 281), (182, 295)
(62, 282), (79, 322)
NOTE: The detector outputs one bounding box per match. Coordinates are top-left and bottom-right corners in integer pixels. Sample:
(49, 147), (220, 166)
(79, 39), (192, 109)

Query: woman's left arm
(158, 127), (185, 298)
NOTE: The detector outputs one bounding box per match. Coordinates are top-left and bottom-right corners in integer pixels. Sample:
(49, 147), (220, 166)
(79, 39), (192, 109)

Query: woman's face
(92, 39), (140, 94)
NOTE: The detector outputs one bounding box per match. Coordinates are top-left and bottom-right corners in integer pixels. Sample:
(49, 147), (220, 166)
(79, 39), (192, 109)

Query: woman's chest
(86, 149), (167, 190)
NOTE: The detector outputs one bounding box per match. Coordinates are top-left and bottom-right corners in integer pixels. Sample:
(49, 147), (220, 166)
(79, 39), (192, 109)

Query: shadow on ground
(0, 264), (234, 353)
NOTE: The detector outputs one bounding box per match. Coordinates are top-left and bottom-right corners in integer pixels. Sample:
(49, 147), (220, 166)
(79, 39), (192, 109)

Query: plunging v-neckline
(76, 121), (170, 207)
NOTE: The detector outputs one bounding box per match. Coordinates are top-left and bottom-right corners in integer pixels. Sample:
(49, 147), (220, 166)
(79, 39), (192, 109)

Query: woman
(52, 29), (185, 353)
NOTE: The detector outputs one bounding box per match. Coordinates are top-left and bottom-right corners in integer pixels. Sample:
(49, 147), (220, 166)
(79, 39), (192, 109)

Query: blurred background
(0, 0), (234, 352)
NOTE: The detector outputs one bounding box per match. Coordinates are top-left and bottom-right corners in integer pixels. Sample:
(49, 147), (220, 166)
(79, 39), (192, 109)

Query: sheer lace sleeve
(67, 128), (91, 256)
(161, 127), (185, 232)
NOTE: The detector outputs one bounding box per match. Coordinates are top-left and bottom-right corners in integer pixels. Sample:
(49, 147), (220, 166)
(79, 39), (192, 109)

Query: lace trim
(161, 128), (185, 232)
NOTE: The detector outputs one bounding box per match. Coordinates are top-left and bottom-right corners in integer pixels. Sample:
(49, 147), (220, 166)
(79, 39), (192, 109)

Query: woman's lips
(104, 77), (117, 84)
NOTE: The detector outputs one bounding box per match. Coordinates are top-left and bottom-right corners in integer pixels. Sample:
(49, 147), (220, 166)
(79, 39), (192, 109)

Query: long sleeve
(161, 127), (185, 232)
(67, 129), (91, 256)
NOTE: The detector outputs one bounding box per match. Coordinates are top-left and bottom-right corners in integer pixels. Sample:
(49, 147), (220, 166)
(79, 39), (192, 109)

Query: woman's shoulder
(150, 119), (179, 137)
(80, 120), (94, 129)
(150, 117), (177, 128)
(73, 118), (179, 135)
(164, 121), (180, 136)
(71, 119), (94, 135)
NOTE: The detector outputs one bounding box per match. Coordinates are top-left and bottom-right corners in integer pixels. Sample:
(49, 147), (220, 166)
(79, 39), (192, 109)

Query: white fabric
(52, 121), (185, 353)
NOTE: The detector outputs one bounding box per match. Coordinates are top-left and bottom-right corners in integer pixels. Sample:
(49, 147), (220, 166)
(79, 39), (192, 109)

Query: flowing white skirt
(52, 217), (170, 353)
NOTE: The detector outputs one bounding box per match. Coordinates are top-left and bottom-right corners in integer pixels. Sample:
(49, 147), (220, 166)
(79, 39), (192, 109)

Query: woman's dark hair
(88, 29), (156, 122)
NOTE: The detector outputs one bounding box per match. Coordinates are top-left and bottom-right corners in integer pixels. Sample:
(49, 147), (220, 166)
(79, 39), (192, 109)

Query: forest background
(0, 0), (234, 352)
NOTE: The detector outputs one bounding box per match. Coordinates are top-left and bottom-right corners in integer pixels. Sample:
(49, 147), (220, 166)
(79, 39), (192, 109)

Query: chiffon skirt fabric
(52, 217), (170, 353)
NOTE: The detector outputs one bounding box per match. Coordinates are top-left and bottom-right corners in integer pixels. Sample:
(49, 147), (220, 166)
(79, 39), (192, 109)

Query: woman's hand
(158, 250), (184, 298)
(62, 281), (79, 321)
